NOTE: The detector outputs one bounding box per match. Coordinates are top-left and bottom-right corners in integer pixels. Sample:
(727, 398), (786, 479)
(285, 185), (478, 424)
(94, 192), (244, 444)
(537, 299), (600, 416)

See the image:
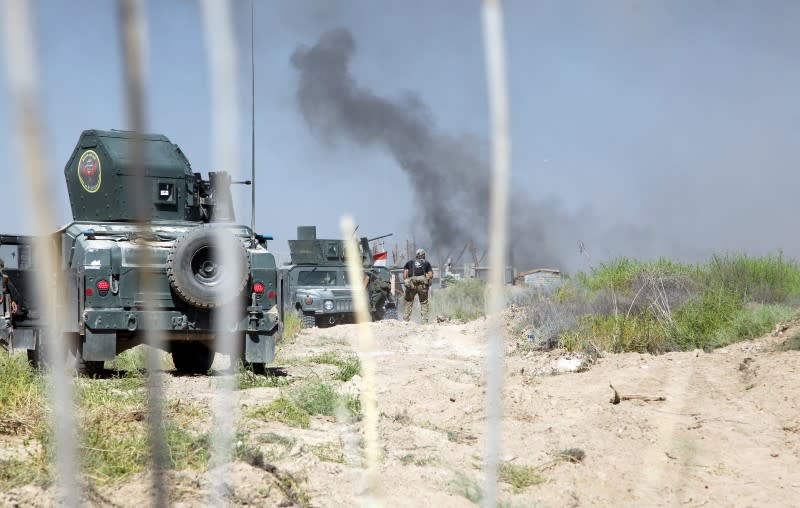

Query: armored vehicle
(0, 130), (279, 374)
(279, 226), (396, 328)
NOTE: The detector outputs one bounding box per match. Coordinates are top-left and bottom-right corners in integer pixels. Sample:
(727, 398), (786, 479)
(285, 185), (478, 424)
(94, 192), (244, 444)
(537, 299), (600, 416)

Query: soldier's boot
(419, 288), (430, 323)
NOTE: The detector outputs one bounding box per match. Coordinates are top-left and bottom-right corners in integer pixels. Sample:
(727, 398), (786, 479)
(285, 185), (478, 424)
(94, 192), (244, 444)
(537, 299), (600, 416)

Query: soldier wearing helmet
(402, 248), (433, 322)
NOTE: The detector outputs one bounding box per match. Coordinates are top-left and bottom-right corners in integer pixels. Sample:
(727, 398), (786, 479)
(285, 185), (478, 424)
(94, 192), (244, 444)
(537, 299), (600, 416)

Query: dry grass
(0, 353), (44, 436)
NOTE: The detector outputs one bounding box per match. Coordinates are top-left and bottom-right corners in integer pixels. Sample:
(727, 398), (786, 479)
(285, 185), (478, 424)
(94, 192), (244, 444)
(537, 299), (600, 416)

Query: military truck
(0, 129), (279, 374)
(279, 226), (396, 328)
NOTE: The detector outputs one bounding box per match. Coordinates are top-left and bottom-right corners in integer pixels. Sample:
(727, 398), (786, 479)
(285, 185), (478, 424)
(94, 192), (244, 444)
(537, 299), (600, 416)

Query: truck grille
(335, 299), (353, 312)
(331, 289), (352, 297)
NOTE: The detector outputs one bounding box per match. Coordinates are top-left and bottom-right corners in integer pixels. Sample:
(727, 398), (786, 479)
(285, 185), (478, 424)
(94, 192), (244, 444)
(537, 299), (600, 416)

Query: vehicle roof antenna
(249, 0), (257, 247)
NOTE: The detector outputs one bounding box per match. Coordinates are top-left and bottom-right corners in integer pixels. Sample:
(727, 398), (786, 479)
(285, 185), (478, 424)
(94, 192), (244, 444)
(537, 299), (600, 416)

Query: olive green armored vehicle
(0, 130), (279, 374)
(279, 226), (396, 328)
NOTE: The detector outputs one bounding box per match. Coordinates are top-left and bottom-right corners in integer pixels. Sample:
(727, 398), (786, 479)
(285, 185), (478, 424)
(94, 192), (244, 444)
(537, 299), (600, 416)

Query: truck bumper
(82, 307), (279, 333)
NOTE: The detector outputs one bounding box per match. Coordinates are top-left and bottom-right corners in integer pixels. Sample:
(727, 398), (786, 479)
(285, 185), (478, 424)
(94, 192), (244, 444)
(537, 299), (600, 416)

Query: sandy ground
(2, 316), (800, 507)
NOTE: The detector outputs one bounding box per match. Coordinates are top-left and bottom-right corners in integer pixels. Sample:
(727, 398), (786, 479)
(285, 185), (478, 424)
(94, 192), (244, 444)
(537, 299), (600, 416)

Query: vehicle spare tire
(167, 225), (250, 308)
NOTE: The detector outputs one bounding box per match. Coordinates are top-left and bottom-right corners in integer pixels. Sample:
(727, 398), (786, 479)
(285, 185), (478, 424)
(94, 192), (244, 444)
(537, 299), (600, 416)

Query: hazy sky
(1, 1), (799, 270)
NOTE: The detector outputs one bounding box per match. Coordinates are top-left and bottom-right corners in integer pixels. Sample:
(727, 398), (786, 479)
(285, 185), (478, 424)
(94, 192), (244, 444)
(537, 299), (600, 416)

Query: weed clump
(245, 379), (361, 429)
(498, 462), (546, 492)
(246, 398), (311, 429)
(308, 352), (362, 382)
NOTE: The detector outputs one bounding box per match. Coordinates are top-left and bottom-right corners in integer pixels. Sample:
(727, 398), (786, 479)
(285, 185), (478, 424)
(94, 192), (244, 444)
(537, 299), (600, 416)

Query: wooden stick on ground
(610, 384), (667, 405)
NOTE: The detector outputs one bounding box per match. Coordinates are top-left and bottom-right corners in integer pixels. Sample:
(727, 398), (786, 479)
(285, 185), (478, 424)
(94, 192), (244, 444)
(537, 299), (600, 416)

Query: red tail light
(85, 288), (94, 296)
(96, 279), (110, 295)
(267, 289), (276, 300)
(253, 282), (265, 294)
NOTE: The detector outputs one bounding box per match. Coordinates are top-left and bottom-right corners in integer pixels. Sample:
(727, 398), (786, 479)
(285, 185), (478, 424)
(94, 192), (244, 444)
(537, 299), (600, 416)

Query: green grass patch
(0, 359), (211, 489)
(77, 376), (209, 485)
(257, 432), (296, 449)
(701, 253), (800, 303)
(0, 353), (44, 436)
(430, 279), (486, 321)
(399, 454), (437, 467)
(282, 313), (303, 341)
(308, 441), (346, 464)
(498, 462), (546, 492)
(308, 352), (362, 382)
(0, 457), (46, 490)
(246, 398), (310, 429)
(289, 380), (361, 420)
(708, 304), (795, 349)
(245, 379), (361, 429)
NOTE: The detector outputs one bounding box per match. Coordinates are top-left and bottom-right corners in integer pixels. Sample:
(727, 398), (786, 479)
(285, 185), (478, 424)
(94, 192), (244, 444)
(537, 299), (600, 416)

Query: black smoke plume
(291, 28), (598, 269)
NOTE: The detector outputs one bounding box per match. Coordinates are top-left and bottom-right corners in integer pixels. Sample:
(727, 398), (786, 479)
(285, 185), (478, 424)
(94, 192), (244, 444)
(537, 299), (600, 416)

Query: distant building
(516, 268), (562, 290)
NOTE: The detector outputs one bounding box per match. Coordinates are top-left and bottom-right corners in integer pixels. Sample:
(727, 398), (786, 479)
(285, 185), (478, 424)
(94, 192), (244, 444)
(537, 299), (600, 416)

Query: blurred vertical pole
(116, 1), (169, 507)
(1, 1), (79, 505)
(481, 1), (512, 507)
(200, 0), (242, 503)
(341, 215), (381, 507)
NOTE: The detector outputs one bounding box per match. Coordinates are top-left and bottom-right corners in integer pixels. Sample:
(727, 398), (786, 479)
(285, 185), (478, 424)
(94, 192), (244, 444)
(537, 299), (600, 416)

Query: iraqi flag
(373, 251), (388, 267)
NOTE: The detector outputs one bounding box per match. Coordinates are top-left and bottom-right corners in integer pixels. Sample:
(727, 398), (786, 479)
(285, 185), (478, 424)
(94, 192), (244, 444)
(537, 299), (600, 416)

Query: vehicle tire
(167, 225), (250, 309)
(27, 347), (42, 370)
(384, 307), (399, 320)
(172, 342), (215, 375)
(302, 314), (316, 328)
(246, 362), (266, 375)
(298, 310), (315, 329)
(80, 360), (105, 378)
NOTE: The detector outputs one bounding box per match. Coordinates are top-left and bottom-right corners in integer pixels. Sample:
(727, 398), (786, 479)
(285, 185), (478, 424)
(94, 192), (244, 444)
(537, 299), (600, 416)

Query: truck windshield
(298, 270), (340, 286)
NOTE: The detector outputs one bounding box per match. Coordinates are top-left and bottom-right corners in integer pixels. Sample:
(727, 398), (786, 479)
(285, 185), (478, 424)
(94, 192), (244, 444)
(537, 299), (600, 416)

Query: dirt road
(3, 317), (800, 507)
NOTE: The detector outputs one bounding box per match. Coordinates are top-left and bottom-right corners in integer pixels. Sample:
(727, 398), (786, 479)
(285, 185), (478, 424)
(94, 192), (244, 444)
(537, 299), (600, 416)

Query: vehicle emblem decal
(78, 150), (102, 193)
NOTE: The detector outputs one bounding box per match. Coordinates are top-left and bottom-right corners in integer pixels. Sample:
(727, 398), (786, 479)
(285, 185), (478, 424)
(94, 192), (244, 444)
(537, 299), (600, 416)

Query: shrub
(700, 253), (800, 303)
(709, 304), (795, 349)
(530, 253), (800, 354)
(430, 279), (486, 321)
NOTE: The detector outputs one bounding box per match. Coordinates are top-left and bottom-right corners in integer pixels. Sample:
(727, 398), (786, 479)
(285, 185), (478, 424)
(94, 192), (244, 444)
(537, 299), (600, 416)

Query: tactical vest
(411, 260), (428, 277)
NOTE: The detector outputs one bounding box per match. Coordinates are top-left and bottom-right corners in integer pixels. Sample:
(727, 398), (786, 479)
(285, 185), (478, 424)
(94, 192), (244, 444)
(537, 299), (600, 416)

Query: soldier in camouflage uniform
(402, 248), (433, 322)
(364, 268), (392, 320)
(1, 258), (18, 316)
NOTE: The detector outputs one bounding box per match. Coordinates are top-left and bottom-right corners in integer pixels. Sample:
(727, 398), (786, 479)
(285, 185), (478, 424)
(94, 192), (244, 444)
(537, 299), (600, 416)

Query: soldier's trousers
(403, 279), (430, 322)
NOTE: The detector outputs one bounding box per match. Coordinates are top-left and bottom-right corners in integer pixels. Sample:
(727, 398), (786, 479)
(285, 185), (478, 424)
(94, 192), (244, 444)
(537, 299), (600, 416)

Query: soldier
(364, 268), (392, 320)
(1, 259), (17, 316)
(403, 248), (433, 322)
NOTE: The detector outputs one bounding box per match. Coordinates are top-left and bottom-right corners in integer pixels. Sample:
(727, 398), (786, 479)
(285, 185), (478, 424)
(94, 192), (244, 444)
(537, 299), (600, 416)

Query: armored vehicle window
(298, 270), (340, 286)
(326, 244), (338, 259)
(0, 245), (31, 269)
